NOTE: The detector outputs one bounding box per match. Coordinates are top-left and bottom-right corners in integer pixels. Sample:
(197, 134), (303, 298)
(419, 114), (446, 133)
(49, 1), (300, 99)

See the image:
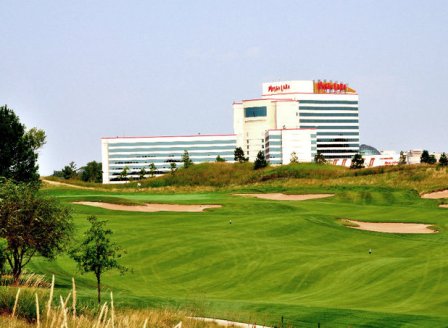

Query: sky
(1, 0), (447, 175)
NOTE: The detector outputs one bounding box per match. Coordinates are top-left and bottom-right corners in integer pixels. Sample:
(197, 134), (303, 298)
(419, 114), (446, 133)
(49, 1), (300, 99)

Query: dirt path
(192, 317), (271, 328)
(42, 179), (96, 190)
(234, 193), (334, 201)
(421, 190), (448, 199)
(345, 219), (437, 234)
(73, 201), (221, 212)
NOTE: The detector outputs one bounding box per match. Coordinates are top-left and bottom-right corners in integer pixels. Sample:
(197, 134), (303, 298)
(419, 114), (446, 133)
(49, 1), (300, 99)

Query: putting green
(31, 187), (448, 327)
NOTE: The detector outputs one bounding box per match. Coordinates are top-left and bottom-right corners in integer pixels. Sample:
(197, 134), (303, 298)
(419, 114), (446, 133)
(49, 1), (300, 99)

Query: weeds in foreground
(0, 276), (216, 328)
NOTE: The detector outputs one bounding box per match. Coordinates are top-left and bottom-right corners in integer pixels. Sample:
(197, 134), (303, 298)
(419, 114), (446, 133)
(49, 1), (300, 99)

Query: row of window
(317, 132), (360, 136)
(300, 126), (359, 130)
(300, 106), (358, 111)
(108, 140), (236, 148)
(109, 151), (235, 159)
(300, 119), (359, 124)
(300, 112), (358, 117)
(109, 146), (236, 153)
(317, 138), (359, 142)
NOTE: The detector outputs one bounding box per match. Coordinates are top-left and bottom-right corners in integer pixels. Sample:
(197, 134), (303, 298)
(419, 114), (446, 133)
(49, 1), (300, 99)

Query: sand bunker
(233, 193), (334, 201)
(421, 190), (448, 199)
(344, 219), (437, 234)
(73, 201), (221, 212)
(440, 204), (448, 208)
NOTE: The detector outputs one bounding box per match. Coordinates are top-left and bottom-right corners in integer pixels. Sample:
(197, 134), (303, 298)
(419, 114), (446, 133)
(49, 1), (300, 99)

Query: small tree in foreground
(350, 153), (365, 169)
(0, 180), (73, 284)
(234, 147), (248, 163)
(254, 151), (268, 170)
(71, 216), (128, 304)
(439, 153), (448, 166)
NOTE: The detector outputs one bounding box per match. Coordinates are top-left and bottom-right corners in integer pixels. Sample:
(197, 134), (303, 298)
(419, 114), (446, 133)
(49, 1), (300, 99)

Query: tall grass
(1, 276), (218, 328)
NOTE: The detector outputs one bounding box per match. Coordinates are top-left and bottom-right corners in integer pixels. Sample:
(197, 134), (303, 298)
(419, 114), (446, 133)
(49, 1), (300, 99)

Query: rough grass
(43, 163), (448, 195)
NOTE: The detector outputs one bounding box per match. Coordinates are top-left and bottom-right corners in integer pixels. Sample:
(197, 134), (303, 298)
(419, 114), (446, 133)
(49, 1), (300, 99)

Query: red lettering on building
(267, 83), (291, 93)
(315, 80), (348, 94)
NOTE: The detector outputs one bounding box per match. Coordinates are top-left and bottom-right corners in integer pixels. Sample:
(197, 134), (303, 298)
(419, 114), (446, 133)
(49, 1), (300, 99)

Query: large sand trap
(73, 201), (221, 212)
(233, 193), (334, 201)
(440, 204), (448, 208)
(421, 190), (448, 199)
(344, 219), (437, 234)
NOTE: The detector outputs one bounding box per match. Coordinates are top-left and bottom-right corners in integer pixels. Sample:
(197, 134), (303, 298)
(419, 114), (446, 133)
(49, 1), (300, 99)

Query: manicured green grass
(30, 185), (448, 327)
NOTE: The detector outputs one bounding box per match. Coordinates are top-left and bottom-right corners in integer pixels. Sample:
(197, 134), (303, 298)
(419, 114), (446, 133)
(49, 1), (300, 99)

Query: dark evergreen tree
(254, 151), (268, 170)
(314, 152), (327, 165)
(439, 153), (448, 166)
(420, 150), (430, 164)
(234, 147), (248, 163)
(350, 153), (365, 169)
(428, 155), (437, 165)
(216, 155), (226, 162)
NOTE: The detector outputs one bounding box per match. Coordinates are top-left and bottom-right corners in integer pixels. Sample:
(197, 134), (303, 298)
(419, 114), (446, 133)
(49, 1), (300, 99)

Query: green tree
(420, 150), (430, 164)
(0, 181), (73, 283)
(170, 162), (177, 174)
(254, 151), (268, 170)
(81, 161), (102, 183)
(428, 154), (437, 165)
(0, 105), (45, 183)
(290, 152), (299, 164)
(399, 151), (407, 165)
(314, 152), (327, 165)
(182, 150), (193, 169)
(215, 155), (226, 162)
(234, 147), (248, 163)
(119, 166), (129, 181)
(138, 167), (146, 180)
(149, 163), (157, 177)
(62, 161), (78, 180)
(439, 153), (448, 166)
(70, 216), (128, 304)
(350, 153), (365, 169)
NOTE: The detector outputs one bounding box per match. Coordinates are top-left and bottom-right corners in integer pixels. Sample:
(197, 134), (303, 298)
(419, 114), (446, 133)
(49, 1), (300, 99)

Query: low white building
(101, 134), (236, 183)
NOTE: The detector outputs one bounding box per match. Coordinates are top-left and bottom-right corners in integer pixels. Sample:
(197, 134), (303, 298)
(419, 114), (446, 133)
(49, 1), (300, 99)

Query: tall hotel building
(102, 80), (359, 183)
(233, 80), (359, 162)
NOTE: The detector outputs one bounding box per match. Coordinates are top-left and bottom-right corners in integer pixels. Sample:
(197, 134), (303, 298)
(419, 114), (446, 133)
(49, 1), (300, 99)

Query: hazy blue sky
(1, 1), (447, 175)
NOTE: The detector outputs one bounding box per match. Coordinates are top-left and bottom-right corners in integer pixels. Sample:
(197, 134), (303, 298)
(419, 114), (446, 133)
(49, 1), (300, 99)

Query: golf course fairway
(30, 186), (448, 327)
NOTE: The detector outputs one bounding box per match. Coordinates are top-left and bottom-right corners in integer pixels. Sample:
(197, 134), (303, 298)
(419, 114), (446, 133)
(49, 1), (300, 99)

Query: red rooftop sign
(267, 83), (290, 93)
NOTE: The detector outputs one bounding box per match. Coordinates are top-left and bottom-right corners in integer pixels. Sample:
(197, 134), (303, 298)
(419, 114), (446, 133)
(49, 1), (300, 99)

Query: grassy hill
(33, 164), (448, 327)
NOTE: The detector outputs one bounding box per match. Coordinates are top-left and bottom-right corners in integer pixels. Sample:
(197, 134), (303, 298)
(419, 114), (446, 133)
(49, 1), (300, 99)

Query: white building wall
(281, 129), (315, 163)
